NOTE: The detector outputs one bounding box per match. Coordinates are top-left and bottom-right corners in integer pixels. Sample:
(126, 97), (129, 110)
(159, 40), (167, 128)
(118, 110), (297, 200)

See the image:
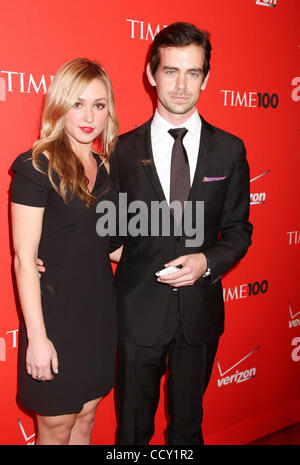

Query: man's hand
(157, 253), (208, 287)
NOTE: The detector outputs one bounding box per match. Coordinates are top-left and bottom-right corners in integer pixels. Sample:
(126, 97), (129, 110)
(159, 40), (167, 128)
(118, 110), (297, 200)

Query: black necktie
(168, 128), (190, 220)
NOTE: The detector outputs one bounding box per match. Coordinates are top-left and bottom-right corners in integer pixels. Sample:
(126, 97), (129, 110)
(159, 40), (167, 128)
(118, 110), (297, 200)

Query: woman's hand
(36, 257), (45, 276)
(109, 245), (123, 263)
(26, 337), (58, 382)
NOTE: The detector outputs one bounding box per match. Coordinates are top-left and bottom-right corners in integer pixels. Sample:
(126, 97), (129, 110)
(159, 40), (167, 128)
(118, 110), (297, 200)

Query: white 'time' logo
(0, 77), (6, 101)
(0, 70), (54, 101)
(126, 19), (167, 40)
(0, 329), (19, 361)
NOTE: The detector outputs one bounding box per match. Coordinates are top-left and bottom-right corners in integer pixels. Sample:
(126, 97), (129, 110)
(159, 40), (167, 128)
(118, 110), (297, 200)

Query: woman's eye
(73, 101), (82, 108)
(95, 103), (105, 110)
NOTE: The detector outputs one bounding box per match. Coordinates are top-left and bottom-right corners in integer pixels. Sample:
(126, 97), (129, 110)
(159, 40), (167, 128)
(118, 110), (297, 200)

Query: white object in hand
(155, 266), (181, 277)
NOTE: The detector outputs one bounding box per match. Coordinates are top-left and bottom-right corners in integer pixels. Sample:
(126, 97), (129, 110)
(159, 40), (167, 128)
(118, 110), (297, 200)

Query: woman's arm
(11, 203), (58, 381)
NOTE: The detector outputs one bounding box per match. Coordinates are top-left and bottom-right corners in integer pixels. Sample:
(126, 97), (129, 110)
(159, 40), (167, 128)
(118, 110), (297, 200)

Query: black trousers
(116, 291), (219, 445)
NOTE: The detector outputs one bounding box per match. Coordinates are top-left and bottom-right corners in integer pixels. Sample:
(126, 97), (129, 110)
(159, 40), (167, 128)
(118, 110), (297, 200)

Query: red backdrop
(0, 0), (299, 445)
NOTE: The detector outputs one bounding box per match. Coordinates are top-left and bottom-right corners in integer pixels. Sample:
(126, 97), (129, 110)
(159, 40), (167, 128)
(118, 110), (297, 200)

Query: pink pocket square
(202, 176), (227, 182)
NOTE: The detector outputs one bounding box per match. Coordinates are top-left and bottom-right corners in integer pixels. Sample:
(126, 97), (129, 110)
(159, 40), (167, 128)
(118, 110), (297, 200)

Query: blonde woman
(11, 58), (119, 445)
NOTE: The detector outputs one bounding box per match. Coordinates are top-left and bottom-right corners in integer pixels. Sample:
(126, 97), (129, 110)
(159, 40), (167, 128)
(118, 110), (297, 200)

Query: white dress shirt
(151, 109), (201, 204)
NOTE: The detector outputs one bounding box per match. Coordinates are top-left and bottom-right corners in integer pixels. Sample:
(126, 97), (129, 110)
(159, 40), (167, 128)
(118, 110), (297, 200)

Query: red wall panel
(0, 0), (299, 445)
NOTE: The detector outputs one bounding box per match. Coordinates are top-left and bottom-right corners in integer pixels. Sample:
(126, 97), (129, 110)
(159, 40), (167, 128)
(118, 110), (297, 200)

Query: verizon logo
(289, 303), (300, 328)
(216, 346), (260, 387)
(17, 418), (35, 445)
(250, 170), (270, 205)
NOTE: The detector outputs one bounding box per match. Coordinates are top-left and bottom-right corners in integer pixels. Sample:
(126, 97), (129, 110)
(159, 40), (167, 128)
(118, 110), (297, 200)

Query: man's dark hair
(149, 22), (212, 79)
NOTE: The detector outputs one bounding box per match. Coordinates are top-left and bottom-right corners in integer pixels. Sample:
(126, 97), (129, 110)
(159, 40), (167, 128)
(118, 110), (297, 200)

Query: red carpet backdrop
(0, 0), (299, 445)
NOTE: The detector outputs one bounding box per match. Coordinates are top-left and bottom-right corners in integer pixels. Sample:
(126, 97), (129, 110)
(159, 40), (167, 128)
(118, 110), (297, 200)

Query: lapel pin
(139, 159), (152, 166)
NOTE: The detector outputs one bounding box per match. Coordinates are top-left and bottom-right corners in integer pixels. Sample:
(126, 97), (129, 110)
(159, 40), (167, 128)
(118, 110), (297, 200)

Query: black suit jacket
(109, 115), (253, 346)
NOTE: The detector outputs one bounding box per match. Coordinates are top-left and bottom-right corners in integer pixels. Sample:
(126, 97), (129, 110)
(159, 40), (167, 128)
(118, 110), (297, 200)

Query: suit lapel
(189, 115), (216, 200)
(134, 119), (167, 203)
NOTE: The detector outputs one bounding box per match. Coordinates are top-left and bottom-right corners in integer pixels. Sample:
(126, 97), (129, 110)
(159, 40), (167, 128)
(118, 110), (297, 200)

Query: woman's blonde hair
(32, 58), (119, 207)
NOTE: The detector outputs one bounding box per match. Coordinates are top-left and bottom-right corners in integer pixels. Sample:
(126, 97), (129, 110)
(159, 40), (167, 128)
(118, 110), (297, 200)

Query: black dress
(11, 150), (118, 416)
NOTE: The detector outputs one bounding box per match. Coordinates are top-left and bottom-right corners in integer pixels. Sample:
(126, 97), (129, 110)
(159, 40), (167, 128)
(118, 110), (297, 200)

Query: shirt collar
(151, 109), (201, 142)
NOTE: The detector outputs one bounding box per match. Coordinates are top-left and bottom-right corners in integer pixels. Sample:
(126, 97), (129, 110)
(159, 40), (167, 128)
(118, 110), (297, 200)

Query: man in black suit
(110, 22), (253, 445)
